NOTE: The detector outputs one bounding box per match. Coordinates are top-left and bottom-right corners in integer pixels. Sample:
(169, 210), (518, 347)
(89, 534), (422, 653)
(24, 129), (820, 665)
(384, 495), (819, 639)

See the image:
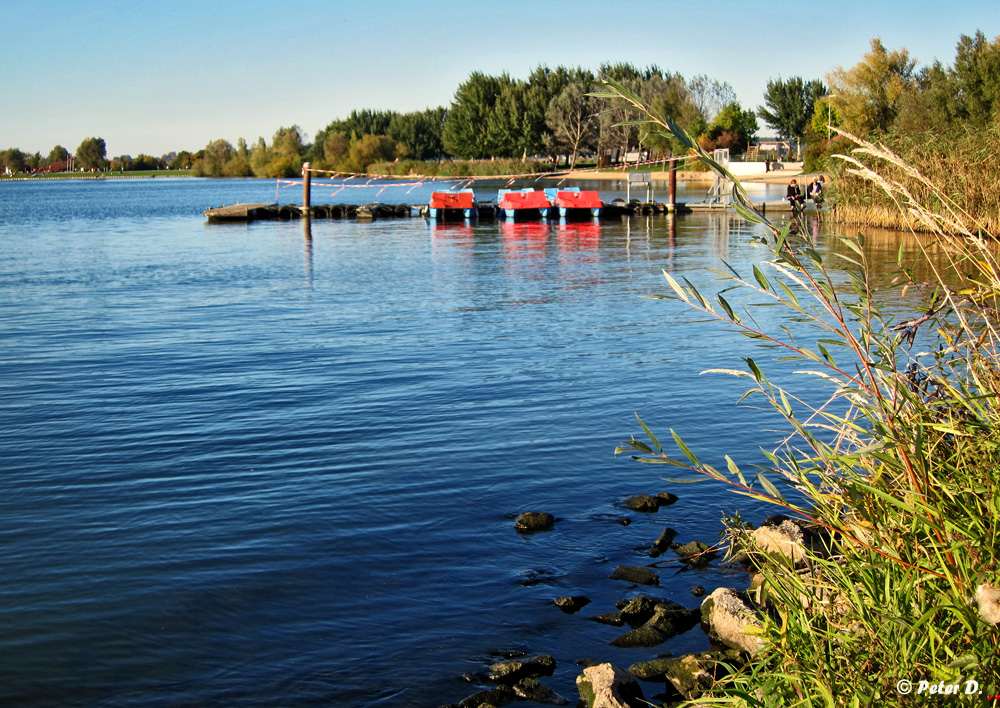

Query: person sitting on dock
(786, 179), (805, 212)
(808, 177), (824, 208)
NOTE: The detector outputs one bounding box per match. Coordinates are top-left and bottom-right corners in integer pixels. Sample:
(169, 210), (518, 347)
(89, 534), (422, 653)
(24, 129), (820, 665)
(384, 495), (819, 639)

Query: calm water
(0, 177), (882, 706)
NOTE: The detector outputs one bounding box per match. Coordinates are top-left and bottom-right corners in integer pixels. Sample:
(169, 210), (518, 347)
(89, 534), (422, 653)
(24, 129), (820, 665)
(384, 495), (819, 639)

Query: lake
(0, 177), (910, 706)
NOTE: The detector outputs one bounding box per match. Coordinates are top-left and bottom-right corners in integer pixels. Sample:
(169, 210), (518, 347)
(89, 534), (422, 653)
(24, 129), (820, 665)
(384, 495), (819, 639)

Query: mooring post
(668, 158), (677, 212)
(302, 162), (312, 215)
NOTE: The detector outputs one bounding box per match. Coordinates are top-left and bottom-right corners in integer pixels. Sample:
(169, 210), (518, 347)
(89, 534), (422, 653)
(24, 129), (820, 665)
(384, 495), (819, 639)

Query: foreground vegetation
(607, 80), (1000, 705)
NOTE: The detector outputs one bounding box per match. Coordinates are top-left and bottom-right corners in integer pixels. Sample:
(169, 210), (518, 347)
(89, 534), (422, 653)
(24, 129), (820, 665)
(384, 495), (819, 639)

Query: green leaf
(717, 294), (739, 322)
(756, 473), (786, 503)
(671, 429), (700, 465)
(753, 264), (771, 292)
(635, 414), (663, 453)
(744, 357), (763, 381)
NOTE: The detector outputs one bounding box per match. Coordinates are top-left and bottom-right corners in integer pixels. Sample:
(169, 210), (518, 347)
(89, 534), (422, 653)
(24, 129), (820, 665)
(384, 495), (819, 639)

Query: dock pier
(203, 199), (818, 223)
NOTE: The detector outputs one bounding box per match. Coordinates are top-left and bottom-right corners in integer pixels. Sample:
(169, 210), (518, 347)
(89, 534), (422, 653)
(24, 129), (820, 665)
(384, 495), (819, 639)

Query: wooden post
(668, 158), (677, 212)
(302, 162), (311, 214)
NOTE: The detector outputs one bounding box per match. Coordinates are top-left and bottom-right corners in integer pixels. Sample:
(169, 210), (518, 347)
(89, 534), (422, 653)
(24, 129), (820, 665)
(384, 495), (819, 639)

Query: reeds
(601, 80), (1000, 705)
(829, 126), (1000, 236)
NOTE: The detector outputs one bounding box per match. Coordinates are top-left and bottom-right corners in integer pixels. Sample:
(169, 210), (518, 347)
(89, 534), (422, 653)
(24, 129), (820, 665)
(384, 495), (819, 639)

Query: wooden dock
(204, 200), (821, 223)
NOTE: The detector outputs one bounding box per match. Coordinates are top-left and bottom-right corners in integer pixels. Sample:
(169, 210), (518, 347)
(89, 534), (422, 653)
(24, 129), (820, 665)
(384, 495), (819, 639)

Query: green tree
(168, 151), (193, 170)
(827, 37), (916, 135)
(644, 71), (703, 156)
(488, 75), (528, 158)
(343, 134), (399, 173)
(949, 30), (1000, 127)
(757, 76), (827, 140)
(195, 138), (235, 177)
(3, 148), (26, 173)
(442, 71), (506, 159)
(75, 137), (107, 171)
(387, 107), (446, 160)
(47, 145), (69, 166)
(699, 102), (758, 154)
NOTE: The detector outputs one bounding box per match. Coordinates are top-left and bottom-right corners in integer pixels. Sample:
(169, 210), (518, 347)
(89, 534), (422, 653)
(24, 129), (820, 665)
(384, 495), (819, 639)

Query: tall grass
(829, 126), (1000, 235)
(599, 80), (1000, 705)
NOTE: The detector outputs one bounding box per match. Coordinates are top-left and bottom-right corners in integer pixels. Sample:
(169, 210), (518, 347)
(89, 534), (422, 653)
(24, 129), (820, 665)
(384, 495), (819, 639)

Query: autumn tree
(826, 37), (917, 135)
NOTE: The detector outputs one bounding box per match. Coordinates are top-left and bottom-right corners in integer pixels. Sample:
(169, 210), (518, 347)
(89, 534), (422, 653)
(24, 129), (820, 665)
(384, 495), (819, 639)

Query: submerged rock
(629, 649), (742, 699)
(610, 604), (700, 648)
(488, 654), (556, 683)
(652, 527), (678, 551)
(457, 685), (516, 708)
(673, 541), (715, 566)
(608, 565), (659, 586)
(655, 492), (678, 507)
(576, 663), (646, 708)
(587, 612), (625, 627)
(554, 596), (591, 614)
(515, 512), (555, 532)
(622, 495), (659, 513)
(512, 677), (569, 705)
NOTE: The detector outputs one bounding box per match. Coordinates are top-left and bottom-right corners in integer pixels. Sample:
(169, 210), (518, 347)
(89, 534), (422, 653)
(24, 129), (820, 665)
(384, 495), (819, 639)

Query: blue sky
(2, 0), (997, 157)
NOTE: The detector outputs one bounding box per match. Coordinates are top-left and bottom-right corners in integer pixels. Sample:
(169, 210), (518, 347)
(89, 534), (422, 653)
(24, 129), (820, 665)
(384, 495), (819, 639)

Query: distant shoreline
(1, 168), (811, 185)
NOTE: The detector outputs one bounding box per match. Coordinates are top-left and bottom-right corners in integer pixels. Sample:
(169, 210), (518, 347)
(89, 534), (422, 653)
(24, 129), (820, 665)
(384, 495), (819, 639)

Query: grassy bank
(604, 80), (1000, 705)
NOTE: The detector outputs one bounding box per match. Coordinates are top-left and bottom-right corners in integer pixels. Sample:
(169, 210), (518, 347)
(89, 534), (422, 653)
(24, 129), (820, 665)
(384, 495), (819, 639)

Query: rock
(554, 596), (591, 614)
(587, 613), (625, 627)
(617, 595), (685, 626)
(701, 588), (765, 655)
(749, 520), (809, 565)
(617, 595), (659, 626)
(652, 527), (678, 551)
(616, 517), (632, 526)
(488, 654), (556, 683)
(608, 565), (659, 586)
(622, 495), (659, 513)
(976, 583), (1000, 625)
(515, 512), (554, 532)
(673, 541), (714, 566)
(458, 686), (516, 708)
(576, 663), (647, 708)
(512, 678), (569, 705)
(655, 492), (678, 507)
(629, 649), (742, 699)
(610, 605), (700, 648)
(691, 585), (706, 597)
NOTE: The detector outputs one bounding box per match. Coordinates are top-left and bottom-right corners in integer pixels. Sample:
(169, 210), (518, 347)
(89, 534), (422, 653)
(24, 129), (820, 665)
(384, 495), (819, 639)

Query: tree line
(3, 33), (996, 179)
(185, 63), (757, 178)
(2, 62), (757, 178)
